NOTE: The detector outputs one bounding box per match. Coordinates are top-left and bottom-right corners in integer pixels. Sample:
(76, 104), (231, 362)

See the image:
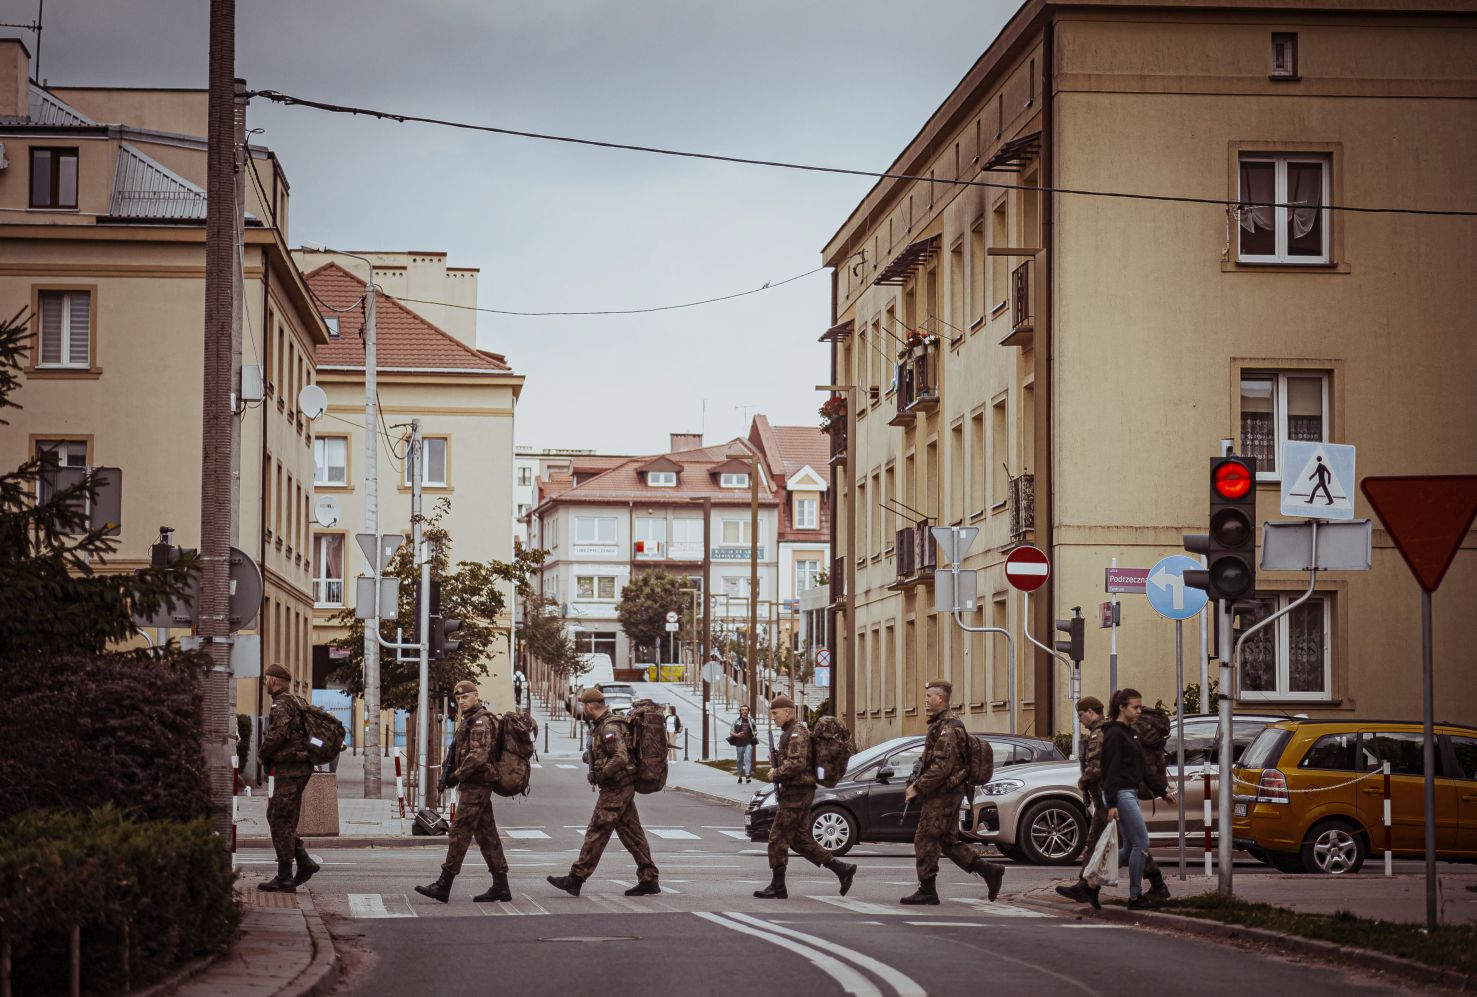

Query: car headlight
(979, 779), (1026, 797)
(754, 788), (777, 809)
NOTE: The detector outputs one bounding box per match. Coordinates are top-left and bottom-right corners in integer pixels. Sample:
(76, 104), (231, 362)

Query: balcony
(889, 339), (941, 426)
(830, 555), (846, 606)
(1002, 259), (1034, 348)
(828, 422), (847, 465)
(313, 578), (344, 608)
(1008, 472), (1035, 543)
(891, 521), (938, 588)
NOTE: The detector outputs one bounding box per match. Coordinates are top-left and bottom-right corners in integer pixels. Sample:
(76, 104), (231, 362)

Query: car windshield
(1239, 727), (1293, 770)
(845, 739), (912, 776)
(600, 684), (635, 696)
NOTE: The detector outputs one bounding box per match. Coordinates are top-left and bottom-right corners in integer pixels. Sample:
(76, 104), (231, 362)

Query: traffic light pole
(1022, 593), (1079, 758)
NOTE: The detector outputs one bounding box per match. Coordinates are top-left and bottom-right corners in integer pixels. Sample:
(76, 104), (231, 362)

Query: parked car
(1232, 718), (1477, 874)
(960, 713), (1284, 865)
(598, 682), (636, 715)
(744, 732), (1063, 856)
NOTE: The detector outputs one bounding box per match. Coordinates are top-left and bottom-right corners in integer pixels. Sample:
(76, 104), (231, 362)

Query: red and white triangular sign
(1360, 476), (1477, 593)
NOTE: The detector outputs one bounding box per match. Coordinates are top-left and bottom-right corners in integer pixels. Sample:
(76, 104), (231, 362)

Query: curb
(133, 953), (218, 997)
(278, 893), (341, 997)
(241, 835), (444, 848)
(1013, 889), (1475, 992)
(666, 784), (746, 810)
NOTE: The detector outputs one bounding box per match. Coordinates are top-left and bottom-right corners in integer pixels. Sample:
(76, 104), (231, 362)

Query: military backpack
(297, 700), (347, 766)
(492, 711), (539, 798)
(624, 699), (669, 794)
(1132, 707), (1171, 801)
(948, 720), (995, 797)
(810, 715), (854, 788)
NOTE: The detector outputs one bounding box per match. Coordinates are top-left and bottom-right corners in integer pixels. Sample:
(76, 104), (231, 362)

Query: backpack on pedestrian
(296, 699), (347, 766)
(624, 699), (669, 794)
(810, 715), (854, 788)
(948, 720), (995, 801)
(1132, 707), (1171, 802)
(492, 710), (538, 798)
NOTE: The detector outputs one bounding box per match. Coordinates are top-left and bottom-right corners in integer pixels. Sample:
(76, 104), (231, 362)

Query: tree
(0, 310), (195, 654)
(616, 568), (686, 661)
(328, 500), (545, 710)
(521, 595), (586, 681)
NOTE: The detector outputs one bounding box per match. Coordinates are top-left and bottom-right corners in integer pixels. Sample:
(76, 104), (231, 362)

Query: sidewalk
(663, 759), (767, 807)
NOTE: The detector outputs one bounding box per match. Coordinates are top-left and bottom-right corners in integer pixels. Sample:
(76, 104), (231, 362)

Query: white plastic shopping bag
(1084, 820), (1120, 888)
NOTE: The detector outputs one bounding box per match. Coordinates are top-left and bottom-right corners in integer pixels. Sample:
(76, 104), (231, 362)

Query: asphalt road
(235, 761), (1434, 997)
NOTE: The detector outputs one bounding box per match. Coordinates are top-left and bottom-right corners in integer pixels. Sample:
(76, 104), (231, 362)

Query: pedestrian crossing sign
(1281, 441), (1356, 521)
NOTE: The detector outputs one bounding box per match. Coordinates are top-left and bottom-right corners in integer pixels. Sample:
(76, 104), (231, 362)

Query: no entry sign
(1005, 545), (1050, 592)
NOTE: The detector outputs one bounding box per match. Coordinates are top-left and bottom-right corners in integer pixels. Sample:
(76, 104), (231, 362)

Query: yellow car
(1231, 719), (1477, 873)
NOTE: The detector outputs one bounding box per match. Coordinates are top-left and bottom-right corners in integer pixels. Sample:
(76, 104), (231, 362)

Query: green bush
(0, 807), (238, 993)
(0, 651), (211, 823)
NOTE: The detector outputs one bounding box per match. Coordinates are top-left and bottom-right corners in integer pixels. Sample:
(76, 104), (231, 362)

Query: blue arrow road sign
(1146, 554), (1209, 621)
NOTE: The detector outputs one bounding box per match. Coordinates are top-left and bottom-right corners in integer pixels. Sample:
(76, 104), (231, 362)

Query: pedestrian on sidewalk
(665, 705), (681, 761)
(1056, 696), (1111, 909)
(730, 704), (757, 783)
(1098, 688), (1175, 910)
(415, 681), (512, 904)
(513, 668), (527, 709)
(548, 687), (661, 898)
(753, 695), (856, 900)
(900, 680), (1004, 906)
(257, 663), (319, 893)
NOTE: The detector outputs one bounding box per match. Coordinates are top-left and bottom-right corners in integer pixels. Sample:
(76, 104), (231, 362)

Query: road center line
(695, 913), (883, 997)
(725, 912), (927, 997)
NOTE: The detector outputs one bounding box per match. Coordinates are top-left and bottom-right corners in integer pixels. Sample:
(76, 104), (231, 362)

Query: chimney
(669, 432), (703, 453)
(0, 39), (31, 120)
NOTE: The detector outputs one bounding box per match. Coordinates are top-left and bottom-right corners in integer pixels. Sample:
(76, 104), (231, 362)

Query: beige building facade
(821, 1), (1477, 749)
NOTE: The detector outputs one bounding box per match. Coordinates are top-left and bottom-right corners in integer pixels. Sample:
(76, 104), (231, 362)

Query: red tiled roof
(305, 262), (511, 373)
(534, 437), (777, 512)
(771, 425), (830, 478)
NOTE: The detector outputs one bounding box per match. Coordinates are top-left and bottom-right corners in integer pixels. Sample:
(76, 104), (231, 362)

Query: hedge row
(0, 808), (238, 994)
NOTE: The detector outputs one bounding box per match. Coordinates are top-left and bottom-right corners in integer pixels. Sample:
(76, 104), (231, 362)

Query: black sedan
(743, 732), (1064, 856)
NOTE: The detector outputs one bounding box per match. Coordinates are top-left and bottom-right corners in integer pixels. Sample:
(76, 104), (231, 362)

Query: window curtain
(1238, 599), (1276, 691)
(1287, 164), (1322, 240)
(1238, 163), (1275, 235)
(1288, 598), (1326, 693)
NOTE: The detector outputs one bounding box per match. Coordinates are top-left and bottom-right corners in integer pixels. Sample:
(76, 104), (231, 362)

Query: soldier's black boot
(825, 859), (857, 897)
(624, 879), (661, 896)
(1054, 878), (1090, 904)
(973, 859), (1004, 902)
(292, 844), (320, 886)
(1146, 869), (1171, 902)
(258, 861), (297, 892)
(899, 877), (939, 906)
(546, 873), (584, 897)
(474, 871), (512, 902)
(414, 871), (455, 903)
(753, 868), (787, 899)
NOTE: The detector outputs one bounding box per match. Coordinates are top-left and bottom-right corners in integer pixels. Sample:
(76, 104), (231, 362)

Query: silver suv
(960, 713), (1284, 865)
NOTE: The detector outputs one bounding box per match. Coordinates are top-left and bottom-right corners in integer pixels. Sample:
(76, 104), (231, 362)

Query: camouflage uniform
(1079, 716), (1160, 879)
(767, 719), (832, 870)
(260, 689), (314, 864)
(441, 704), (509, 878)
(571, 712), (658, 884)
(911, 708), (988, 881)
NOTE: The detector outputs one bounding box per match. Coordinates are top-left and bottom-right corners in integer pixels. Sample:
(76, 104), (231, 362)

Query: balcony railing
(892, 521), (937, 586)
(1006, 260), (1034, 346)
(1008, 472), (1035, 542)
(313, 578), (344, 608)
(831, 555), (846, 603)
(828, 422), (847, 464)
(890, 340), (940, 426)
(894, 527), (915, 580)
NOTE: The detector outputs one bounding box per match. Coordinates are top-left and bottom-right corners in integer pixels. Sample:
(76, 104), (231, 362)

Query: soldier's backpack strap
(949, 717), (976, 806)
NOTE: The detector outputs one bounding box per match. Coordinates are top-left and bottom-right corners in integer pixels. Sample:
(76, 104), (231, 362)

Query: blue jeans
(735, 744), (754, 777)
(1114, 790), (1151, 898)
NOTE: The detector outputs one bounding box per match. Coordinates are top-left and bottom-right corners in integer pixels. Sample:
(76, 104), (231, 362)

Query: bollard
(684, 728), (689, 762)
(1203, 771), (1213, 877)
(1383, 761), (1393, 876)
(544, 721), (549, 754)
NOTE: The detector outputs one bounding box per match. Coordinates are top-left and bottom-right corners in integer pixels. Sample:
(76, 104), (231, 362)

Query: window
(516, 503), (531, 518)
(990, 201), (1007, 309)
(404, 437), (448, 486)
(35, 439), (87, 504)
(516, 466), (533, 486)
(950, 423), (965, 521)
(856, 479), (868, 556)
(1240, 372), (1327, 479)
(647, 471), (677, 487)
(720, 472), (750, 489)
(311, 534), (344, 607)
(37, 290), (91, 368)
(970, 411), (986, 514)
(970, 223), (986, 325)
(794, 497), (818, 530)
(796, 559), (821, 592)
(991, 397), (1008, 507)
(324, 316), (340, 338)
(30, 147), (79, 209)
(1271, 33), (1298, 79)
(1238, 154), (1329, 263)
(1238, 594), (1331, 700)
(576, 575), (617, 601)
(672, 518), (703, 544)
(720, 519), (763, 545)
(1165, 721), (1220, 766)
(1299, 732), (1358, 771)
(1360, 732), (1426, 776)
(575, 516), (617, 543)
(314, 436), (348, 485)
(634, 517), (666, 558)
(1451, 737), (1477, 780)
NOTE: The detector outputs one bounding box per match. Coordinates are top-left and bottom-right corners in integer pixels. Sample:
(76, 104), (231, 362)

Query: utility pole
(701, 497), (712, 759)
(748, 451), (759, 717)
(411, 420), (431, 807)
(361, 264), (381, 798)
(200, 0), (237, 844)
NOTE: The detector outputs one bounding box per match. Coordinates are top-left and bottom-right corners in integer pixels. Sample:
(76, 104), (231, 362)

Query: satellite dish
(313, 497), (340, 528)
(298, 384), (328, 421)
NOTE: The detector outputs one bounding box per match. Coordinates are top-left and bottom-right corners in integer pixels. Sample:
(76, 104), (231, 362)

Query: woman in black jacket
(1100, 688), (1175, 908)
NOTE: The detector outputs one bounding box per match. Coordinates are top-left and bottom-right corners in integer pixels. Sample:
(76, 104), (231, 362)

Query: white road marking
(696, 913), (882, 997)
(556, 764), (579, 769)
(719, 830), (751, 839)
(809, 896), (900, 917)
(648, 828), (700, 840)
(907, 921), (991, 927)
(725, 912), (929, 997)
(531, 763), (543, 768)
(505, 829), (551, 839)
(348, 893), (415, 918)
(946, 898), (1050, 918)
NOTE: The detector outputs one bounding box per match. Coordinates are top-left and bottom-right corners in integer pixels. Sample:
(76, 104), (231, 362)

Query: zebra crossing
(493, 824), (747, 842)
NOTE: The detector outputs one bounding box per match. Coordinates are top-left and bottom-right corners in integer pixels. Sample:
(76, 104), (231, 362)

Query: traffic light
(1055, 606), (1085, 663)
(1184, 456), (1258, 601)
(430, 615), (463, 659)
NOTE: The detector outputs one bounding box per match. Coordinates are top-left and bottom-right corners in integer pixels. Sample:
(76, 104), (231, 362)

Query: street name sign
(1260, 520), (1372, 572)
(1004, 545), (1049, 592)
(1282, 441), (1357, 521)
(1361, 476), (1477, 592)
(1146, 554), (1209, 621)
(1104, 567), (1150, 594)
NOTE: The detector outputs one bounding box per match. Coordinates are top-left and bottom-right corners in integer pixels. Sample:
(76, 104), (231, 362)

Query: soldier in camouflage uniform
(754, 695), (856, 899)
(257, 663), (319, 892)
(900, 681), (1004, 905)
(415, 681), (511, 904)
(548, 687), (661, 897)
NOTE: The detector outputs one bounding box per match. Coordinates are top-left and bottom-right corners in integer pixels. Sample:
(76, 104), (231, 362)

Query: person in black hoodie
(1100, 688), (1176, 909)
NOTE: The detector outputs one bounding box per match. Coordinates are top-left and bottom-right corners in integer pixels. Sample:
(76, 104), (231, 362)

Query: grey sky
(10, 0), (1019, 452)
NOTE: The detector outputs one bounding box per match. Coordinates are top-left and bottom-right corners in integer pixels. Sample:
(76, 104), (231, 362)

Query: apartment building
(821, 1), (1477, 748)
(513, 446), (636, 548)
(0, 41), (328, 715)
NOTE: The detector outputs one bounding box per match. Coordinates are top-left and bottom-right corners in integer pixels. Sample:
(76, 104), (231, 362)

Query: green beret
(769, 695), (795, 709)
(265, 663), (291, 681)
(578, 687), (605, 704)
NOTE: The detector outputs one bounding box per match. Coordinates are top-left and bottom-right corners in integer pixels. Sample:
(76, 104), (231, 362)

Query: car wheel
(809, 806), (857, 857)
(1267, 851), (1305, 873)
(1300, 819), (1366, 875)
(1017, 799), (1087, 865)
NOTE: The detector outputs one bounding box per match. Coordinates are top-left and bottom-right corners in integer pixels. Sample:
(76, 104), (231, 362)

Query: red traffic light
(1213, 460), (1253, 500)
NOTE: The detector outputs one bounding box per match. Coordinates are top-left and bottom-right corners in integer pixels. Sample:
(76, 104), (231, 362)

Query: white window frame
(794, 497), (818, 530)
(1240, 371), (1329, 481)
(37, 290), (91, 369)
(1237, 593), (1333, 702)
(720, 519), (765, 546)
(311, 533), (344, 608)
(576, 574), (618, 601)
(404, 437), (448, 487)
(575, 516), (617, 543)
(35, 439), (87, 503)
(672, 519), (703, 544)
(516, 466), (534, 486)
(1237, 154), (1331, 265)
(324, 316), (340, 338)
(314, 435), (348, 486)
(796, 559), (821, 592)
(646, 470), (677, 487)
(720, 472), (750, 489)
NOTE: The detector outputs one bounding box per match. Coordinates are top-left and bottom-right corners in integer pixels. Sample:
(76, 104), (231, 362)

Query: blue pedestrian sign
(1281, 441), (1356, 521)
(1146, 555), (1209, 621)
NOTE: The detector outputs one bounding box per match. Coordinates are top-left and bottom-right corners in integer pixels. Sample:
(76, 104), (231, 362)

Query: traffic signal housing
(430, 615), (463, 659)
(1184, 456), (1258, 601)
(1055, 606), (1085, 663)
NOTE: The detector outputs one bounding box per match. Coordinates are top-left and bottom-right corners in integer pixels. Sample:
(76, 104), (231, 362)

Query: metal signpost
(1103, 562), (1147, 690)
(932, 527), (1017, 733)
(1002, 545), (1076, 754)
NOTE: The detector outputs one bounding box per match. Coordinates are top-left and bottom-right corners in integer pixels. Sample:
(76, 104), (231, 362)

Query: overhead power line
(245, 88), (1477, 219)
